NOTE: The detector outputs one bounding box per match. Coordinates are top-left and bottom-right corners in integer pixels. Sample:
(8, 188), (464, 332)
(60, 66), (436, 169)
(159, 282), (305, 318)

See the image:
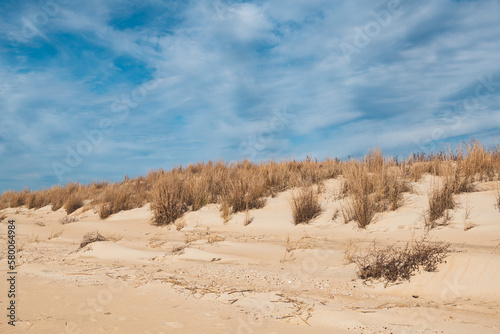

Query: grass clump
(341, 160), (409, 228)
(64, 195), (83, 214)
(351, 236), (450, 284)
(426, 178), (456, 229)
(150, 174), (187, 226)
(290, 185), (322, 225)
(59, 216), (79, 225)
(79, 231), (109, 248)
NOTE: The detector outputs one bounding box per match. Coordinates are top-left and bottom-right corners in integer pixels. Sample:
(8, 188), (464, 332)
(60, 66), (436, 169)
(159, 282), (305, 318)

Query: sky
(1, 0), (500, 191)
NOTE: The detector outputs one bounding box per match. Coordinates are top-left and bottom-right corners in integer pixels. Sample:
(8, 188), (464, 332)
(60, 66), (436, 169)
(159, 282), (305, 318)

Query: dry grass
(352, 235), (450, 284)
(290, 186), (322, 225)
(0, 139), (498, 228)
(149, 234), (167, 248)
(496, 186), (500, 212)
(464, 221), (477, 231)
(243, 210), (253, 226)
(64, 195), (83, 214)
(207, 233), (225, 244)
(175, 218), (186, 231)
(59, 216), (79, 225)
(48, 229), (63, 240)
(426, 178), (456, 229)
(79, 231), (109, 248)
(150, 174), (187, 226)
(343, 241), (359, 265)
(280, 234), (315, 263)
(340, 157), (410, 228)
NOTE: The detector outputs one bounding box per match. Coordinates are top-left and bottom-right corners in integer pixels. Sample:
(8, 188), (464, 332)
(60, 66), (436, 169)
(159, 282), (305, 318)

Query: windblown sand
(1, 178), (499, 333)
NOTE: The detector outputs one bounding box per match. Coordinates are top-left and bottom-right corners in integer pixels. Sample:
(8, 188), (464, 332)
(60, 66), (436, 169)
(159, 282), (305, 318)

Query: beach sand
(1, 178), (499, 333)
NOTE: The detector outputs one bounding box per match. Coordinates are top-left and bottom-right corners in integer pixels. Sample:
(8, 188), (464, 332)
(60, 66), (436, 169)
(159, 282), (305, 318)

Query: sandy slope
(1, 178), (500, 333)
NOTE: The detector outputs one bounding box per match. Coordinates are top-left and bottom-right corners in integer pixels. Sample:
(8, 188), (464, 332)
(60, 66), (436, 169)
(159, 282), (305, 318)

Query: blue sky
(1, 0), (500, 191)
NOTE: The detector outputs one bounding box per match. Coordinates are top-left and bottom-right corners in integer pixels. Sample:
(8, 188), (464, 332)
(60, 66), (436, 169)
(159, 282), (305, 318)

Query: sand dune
(1, 177), (500, 333)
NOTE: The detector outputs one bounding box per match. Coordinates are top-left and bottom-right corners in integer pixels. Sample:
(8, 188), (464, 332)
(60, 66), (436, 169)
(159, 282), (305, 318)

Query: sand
(1, 178), (499, 333)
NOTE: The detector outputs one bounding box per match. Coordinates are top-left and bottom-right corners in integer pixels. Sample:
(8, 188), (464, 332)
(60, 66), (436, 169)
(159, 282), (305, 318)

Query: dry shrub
(290, 185), (322, 225)
(464, 221), (477, 231)
(48, 229), (63, 240)
(171, 244), (188, 255)
(79, 231), (109, 248)
(207, 233), (225, 244)
(64, 195), (83, 214)
(149, 234), (167, 248)
(353, 236), (450, 284)
(59, 216), (79, 225)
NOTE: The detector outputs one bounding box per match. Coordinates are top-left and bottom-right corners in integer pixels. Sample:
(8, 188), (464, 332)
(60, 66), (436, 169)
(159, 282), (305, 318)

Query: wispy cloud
(1, 0), (500, 191)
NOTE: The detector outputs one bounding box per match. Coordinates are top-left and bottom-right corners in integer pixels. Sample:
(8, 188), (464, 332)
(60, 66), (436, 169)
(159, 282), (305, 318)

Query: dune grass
(0, 140), (498, 228)
(290, 185), (322, 225)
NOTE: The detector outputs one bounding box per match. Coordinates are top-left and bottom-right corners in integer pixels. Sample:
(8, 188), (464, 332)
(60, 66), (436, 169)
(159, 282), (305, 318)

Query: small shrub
(352, 236), (450, 284)
(79, 231), (109, 248)
(290, 186), (322, 225)
(59, 216), (79, 225)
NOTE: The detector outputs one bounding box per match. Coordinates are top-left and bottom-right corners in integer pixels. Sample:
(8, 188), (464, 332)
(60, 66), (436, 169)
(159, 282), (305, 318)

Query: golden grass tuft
(290, 185), (322, 225)
(0, 139), (498, 229)
(64, 195), (83, 214)
(150, 174), (187, 226)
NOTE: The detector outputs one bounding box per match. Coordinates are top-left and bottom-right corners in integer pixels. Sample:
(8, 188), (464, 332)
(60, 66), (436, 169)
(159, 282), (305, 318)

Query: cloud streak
(1, 0), (500, 191)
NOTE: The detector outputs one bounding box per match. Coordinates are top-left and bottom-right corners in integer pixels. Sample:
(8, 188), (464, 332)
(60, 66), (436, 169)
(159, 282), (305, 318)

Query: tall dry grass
(340, 157), (410, 228)
(290, 185), (322, 225)
(0, 140), (498, 227)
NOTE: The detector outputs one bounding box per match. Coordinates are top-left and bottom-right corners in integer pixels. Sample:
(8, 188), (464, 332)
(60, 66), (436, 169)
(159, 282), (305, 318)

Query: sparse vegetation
(496, 187), (500, 212)
(48, 229), (63, 240)
(351, 236), (451, 284)
(79, 231), (109, 248)
(59, 216), (79, 225)
(149, 234), (167, 248)
(290, 186), (322, 225)
(426, 178), (456, 229)
(243, 210), (253, 226)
